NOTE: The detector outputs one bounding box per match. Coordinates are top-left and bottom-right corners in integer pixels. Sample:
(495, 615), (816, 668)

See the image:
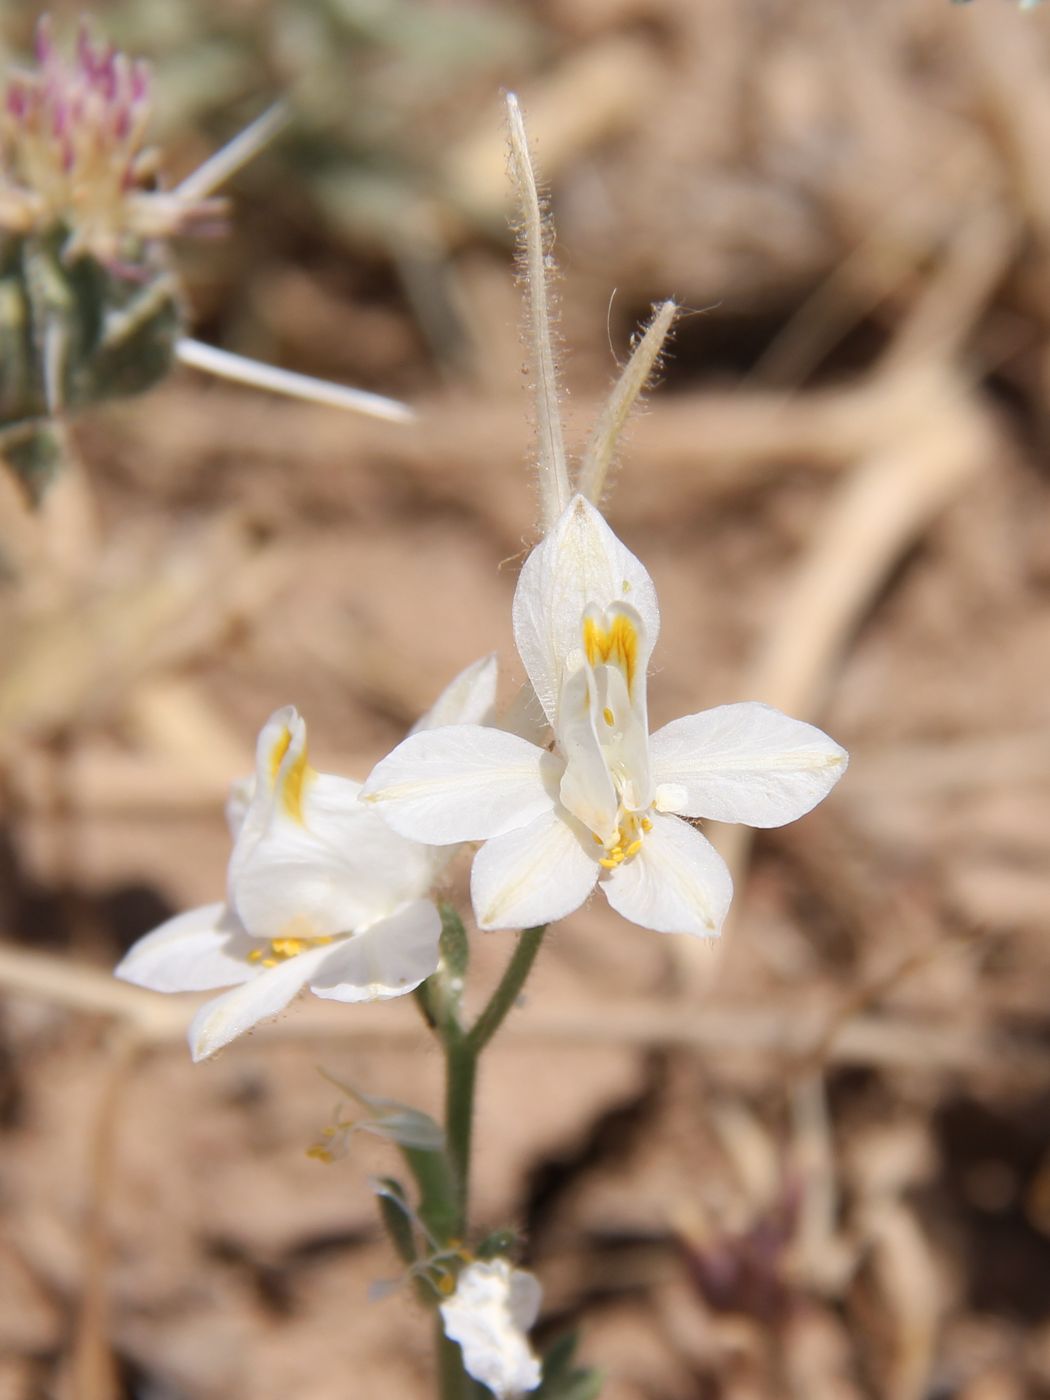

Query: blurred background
(1, 0), (1050, 1396)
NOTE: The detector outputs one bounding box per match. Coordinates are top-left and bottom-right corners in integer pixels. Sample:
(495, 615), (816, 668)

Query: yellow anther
(306, 1145), (334, 1163)
(598, 857), (618, 870)
(641, 817), (653, 832)
(251, 933), (333, 969)
(611, 845), (623, 857)
(602, 706), (615, 726)
(592, 833), (604, 846)
(625, 839), (643, 857)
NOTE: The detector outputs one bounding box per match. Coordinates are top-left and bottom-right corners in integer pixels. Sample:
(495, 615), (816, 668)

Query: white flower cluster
(115, 493), (845, 1392)
(117, 497), (846, 1055)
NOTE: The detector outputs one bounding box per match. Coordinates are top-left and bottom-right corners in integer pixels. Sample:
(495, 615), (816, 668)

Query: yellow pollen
(602, 707), (615, 727)
(592, 833), (604, 846)
(272, 935), (309, 958)
(249, 934), (333, 967)
(306, 1146), (334, 1163)
(583, 612), (638, 691)
(596, 812), (654, 869)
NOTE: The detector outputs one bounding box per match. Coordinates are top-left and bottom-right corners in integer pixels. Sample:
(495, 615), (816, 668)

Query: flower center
(595, 811), (653, 869)
(248, 934), (333, 968)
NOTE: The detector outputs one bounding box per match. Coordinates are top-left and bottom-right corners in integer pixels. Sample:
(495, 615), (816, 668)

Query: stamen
(248, 933), (332, 967)
(602, 706), (615, 726)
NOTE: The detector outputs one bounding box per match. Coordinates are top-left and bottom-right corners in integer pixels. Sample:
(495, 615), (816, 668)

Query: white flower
(364, 497), (848, 937)
(116, 657), (497, 1060)
(439, 1259), (542, 1399)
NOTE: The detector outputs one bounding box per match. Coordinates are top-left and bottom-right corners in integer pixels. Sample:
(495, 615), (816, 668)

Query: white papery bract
(440, 1259), (542, 1399)
(116, 657), (497, 1060)
(364, 497), (848, 937)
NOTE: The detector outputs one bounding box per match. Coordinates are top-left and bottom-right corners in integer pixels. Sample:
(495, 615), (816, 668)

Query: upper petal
(471, 806), (599, 931)
(187, 941), (335, 1061)
(603, 811), (732, 937)
(649, 702), (848, 826)
(309, 899), (441, 1002)
(363, 725), (557, 844)
(513, 495), (659, 724)
(410, 654), (499, 734)
(115, 902), (257, 992)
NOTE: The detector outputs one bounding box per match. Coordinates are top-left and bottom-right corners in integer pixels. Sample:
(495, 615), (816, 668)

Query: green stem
(467, 925), (547, 1055)
(444, 1031), (476, 1236)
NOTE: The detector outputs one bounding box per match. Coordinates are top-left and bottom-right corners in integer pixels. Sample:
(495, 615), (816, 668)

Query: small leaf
(373, 1176), (417, 1267)
(319, 1069), (445, 1151)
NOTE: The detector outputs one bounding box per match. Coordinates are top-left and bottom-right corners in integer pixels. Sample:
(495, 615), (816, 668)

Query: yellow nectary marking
(583, 612), (638, 692)
(269, 725), (311, 823)
(280, 748), (311, 823)
(269, 727), (292, 782)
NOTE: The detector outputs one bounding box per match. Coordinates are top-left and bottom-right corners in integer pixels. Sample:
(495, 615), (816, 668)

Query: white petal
(603, 811), (732, 937)
(410, 654), (499, 733)
(309, 900), (441, 1002)
(497, 680), (552, 748)
(555, 666), (618, 844)
(649, 703), (848, 826)
(472, 807), (599, 931)
(115, 903), (257, 992)
(231, 797), (434, 940)
(187, 942), (335, 1061)
(225, 776), (254, 840)
(513, 495), (660, 723)
(363, 725), (557, 844)
(440, 1260), (542, 1400)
